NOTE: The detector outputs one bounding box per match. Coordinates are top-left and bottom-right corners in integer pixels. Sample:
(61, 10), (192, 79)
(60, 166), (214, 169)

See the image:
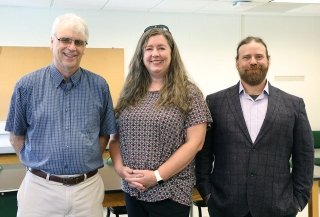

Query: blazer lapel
(254, 83), (280, 145)
(227, 83), (252, 144)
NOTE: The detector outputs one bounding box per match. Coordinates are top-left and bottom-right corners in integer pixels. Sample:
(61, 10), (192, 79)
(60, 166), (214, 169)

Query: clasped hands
(121, 166), (158, 192)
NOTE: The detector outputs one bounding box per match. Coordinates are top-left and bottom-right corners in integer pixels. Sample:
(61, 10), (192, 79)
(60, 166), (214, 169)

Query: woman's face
(143, 34), (172, 81)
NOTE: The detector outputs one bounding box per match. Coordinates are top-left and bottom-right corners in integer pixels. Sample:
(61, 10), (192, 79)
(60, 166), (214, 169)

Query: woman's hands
(109, 134), (156, 192)
(125, 169), (158, 191)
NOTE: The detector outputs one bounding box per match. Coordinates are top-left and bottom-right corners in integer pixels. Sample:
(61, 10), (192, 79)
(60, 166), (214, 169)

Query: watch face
(158, 180), (164, 185)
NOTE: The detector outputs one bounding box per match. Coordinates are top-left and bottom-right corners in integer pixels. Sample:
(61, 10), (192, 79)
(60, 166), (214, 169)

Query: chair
(103, 190), (127, 217)
(0, 190), (18, 216)
(192, 199), (207, 217)
(313, 131), (320, 166)
(192, 188), (208, 217)
(106, 206), (127, 217)
(103, 155), (127, 217)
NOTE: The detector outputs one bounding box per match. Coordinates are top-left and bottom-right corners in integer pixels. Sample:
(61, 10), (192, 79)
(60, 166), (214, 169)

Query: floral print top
(117, 86), (212, 206)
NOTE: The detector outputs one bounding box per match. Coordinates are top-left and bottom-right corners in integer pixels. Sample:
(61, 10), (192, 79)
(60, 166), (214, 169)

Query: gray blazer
(195, 82), (314, 217)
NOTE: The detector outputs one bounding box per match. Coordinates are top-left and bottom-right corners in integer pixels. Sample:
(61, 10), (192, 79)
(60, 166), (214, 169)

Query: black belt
(28, 168), (98, 186)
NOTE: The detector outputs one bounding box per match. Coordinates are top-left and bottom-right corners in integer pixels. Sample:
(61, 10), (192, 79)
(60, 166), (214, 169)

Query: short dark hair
(236, 36), (270, 60)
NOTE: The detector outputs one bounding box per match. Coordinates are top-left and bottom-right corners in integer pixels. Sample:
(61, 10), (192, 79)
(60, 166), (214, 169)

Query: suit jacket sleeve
(292, 98), (314, 210)
(195, 96), (214, 200)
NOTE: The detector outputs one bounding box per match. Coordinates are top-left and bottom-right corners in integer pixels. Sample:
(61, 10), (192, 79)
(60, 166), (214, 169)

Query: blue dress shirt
(5, 64), (117, 174)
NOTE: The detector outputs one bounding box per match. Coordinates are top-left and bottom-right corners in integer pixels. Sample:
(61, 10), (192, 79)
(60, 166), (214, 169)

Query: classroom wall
(0, 7), (319, 129)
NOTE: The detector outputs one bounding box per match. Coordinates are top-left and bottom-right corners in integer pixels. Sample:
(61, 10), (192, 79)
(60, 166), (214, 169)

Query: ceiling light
(233, 0), (252, 6)
(271, 0), (320, 3)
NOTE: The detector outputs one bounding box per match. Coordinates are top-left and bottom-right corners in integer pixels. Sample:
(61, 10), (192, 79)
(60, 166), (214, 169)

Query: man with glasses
(5, 13), (116, 217)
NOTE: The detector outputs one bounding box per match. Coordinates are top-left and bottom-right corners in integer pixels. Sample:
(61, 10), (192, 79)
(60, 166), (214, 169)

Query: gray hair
(51, 13), (89, 41)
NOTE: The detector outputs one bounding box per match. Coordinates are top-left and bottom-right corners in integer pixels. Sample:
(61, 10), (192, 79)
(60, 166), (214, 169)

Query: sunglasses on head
(144, 24), (170, 33)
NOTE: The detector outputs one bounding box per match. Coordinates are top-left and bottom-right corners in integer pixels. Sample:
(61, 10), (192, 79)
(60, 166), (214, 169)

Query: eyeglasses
(54, 35), (88, 47)
(144, 25), (170, 33)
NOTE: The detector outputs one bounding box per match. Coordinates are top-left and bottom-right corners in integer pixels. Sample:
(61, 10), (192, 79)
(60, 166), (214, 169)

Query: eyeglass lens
(55, 36), (87, 47)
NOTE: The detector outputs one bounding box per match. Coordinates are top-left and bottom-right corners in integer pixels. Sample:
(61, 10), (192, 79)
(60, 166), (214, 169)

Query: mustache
(245, 65), (263, 72)
(249, 65), (261, 69)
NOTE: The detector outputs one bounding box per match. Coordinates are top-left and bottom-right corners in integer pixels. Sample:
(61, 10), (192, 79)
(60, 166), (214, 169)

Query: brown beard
(239, 65), (268, 86)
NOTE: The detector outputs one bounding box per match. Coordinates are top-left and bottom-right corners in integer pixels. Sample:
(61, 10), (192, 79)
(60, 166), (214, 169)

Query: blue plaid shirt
(5, 64), (117, 175)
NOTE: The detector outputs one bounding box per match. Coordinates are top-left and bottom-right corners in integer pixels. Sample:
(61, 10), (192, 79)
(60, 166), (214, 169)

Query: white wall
(0, 7), (319, 129)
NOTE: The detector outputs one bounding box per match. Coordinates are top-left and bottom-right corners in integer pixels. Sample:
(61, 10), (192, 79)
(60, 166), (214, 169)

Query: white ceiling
(0, 0), (320, 16)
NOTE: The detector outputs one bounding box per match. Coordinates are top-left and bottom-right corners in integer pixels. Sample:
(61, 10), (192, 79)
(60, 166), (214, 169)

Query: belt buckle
(62, 177), (71, 186)
(62, 176), (83, 186)
(73, 176), (81, 185)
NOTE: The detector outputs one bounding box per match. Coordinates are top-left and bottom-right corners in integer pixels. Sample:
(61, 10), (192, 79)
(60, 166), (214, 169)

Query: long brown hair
(115, 27), (200, 116)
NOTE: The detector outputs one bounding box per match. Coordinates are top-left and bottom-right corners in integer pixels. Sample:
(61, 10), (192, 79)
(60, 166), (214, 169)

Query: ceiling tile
(0, 0), (319, 16)
(150, 0), (215, 13)
(52, 0), (107, 10)
(246, 2), (308, 13)
(0, 0), (52, 8)
(197, 1), (259, 13)
(286, 4), (320, 15)
(103, 0), (163, 11)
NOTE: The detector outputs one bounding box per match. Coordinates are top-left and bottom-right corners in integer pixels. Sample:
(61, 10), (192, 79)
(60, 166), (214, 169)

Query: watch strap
(154, 170), (164, 184)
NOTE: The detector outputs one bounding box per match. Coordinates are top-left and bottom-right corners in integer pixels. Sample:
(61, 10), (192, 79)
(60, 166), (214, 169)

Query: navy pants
(125, 193), (190, 217)
(208, 199), (297, 217)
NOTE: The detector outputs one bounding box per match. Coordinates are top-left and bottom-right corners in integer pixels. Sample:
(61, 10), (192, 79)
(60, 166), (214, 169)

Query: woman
(109, 24), (212, 217)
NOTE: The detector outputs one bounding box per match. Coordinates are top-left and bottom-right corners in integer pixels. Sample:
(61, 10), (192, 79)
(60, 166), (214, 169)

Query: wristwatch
(154, 170), (164, 184)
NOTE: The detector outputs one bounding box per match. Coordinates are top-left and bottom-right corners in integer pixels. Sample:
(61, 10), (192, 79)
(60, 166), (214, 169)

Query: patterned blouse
(117, 86), (212, 206)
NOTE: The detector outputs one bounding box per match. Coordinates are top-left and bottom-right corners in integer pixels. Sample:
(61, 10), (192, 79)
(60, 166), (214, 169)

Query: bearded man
(195, 36), (314, 217)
